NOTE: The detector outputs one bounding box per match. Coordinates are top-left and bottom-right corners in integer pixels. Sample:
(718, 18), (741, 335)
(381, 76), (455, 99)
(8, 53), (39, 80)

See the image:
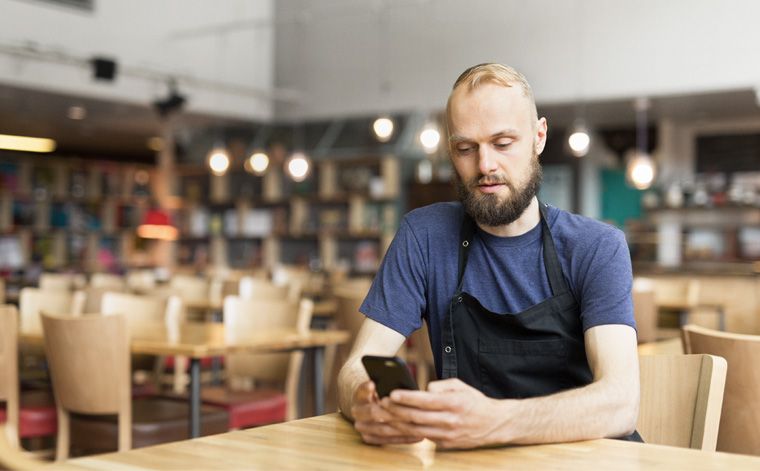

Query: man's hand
(351, 380), (425, 445)
(379, 378), (505, 449)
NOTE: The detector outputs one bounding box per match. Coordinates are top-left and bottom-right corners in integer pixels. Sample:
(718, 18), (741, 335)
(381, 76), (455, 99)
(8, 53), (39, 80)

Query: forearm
(490, 379), (638, 444)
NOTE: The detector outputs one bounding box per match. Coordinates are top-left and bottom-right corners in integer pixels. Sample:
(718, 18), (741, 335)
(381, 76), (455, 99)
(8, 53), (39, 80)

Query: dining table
(62, 412), (760, 470)
(20, 321), (350, 439)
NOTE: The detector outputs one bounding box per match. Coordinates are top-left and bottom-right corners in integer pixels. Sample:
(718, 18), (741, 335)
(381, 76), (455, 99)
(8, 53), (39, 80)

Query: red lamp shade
(137, 209), (179, 241)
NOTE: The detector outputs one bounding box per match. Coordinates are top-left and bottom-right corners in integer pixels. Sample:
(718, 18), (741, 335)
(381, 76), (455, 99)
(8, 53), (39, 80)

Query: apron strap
(539, 202), (569, 294)
(457, 212), (477, 286)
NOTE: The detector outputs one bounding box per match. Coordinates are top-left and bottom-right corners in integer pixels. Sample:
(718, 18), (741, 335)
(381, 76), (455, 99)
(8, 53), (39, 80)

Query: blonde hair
(446, 63), (538, 124)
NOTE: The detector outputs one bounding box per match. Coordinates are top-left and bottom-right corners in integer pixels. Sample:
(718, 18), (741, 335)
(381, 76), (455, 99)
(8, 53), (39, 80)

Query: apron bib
(440, 202), (641, 440)
(441, 202), (591, 398)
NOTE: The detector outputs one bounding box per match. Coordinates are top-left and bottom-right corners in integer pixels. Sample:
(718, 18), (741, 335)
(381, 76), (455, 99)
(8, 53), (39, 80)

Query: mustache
(468, 175), (510, 186)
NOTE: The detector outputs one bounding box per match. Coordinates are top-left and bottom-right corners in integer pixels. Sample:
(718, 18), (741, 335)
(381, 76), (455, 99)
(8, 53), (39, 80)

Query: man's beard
(454, 157), (543, 227)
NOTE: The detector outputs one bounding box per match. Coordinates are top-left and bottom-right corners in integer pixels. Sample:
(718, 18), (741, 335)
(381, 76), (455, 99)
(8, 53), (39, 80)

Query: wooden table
(63, 413), (760, 470)
(20, 323), (350, 439)
(657, 300), (726, 331)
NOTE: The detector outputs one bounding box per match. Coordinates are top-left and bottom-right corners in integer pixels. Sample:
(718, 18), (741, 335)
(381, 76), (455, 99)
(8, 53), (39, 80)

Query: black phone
(361, 355), (419, 398)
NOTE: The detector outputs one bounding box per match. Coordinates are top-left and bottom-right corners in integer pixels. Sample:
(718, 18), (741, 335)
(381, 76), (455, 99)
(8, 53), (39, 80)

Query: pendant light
(206, 140), (230, 176)
(567, 0), (591, 158)
(373, 3), (394, 142)
(285, 151), (311, 182)
(626, 97), (656, 190)
(285, 123), (311, 182)
(245, 151), (269, 175)
(419, 118), (441, 154)
(568, 119), (591, 157)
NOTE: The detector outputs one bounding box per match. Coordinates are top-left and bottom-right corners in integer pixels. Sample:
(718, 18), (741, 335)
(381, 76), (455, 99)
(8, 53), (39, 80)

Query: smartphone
(362, 355), (419, 398)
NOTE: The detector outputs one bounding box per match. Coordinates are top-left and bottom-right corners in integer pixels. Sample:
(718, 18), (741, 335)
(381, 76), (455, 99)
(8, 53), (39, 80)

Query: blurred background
(1, 0), (760, 316)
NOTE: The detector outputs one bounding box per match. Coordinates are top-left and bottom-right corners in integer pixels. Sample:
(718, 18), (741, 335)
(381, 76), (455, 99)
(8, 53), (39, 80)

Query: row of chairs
(1, 273), (317, 463)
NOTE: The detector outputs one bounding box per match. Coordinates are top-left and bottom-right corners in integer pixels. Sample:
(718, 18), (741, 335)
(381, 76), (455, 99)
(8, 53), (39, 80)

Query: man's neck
(476, 197), (541, 238)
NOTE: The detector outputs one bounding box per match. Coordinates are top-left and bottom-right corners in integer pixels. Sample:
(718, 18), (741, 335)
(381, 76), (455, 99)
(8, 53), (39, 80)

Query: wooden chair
(238, 276), (291, 301)
(0, 305), (57, 454)
(682, 324), (760, 455)
(100, 291), (185, 391)
(169, 274), (210, 306)
(38, 273), (85, 292)
(18, 288), (77, 336)
(198, 296), (314, 428)
(406, 323), (436, 390)
(637, 354), (726, 451)
(324, 278), (373, 412)
(0, 424), (63, 471)
(88, 273), (125, 290)
(633, 287), (659, 344)
(40, 313), (228, 461)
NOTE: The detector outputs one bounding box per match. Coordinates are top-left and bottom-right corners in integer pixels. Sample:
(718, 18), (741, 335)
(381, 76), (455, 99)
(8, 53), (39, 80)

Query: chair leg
(55, 409), (70, 462)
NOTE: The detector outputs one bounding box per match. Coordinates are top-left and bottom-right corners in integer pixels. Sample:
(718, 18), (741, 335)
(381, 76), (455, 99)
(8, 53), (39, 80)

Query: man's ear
(535, 118), (548, 156)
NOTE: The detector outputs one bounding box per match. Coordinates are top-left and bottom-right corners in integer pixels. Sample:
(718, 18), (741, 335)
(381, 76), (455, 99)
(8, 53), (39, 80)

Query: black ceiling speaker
(91, 57), (117, 81)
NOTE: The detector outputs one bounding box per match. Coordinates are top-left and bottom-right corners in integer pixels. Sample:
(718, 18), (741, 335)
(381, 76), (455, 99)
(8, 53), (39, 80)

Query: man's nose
(477, 148), (498, 175)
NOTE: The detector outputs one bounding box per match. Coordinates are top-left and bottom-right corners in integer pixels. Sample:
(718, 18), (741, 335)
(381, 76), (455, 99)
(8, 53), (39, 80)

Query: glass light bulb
(626, 151), (656, 190)
(568, 130), (590, 157)
(208, 150), (230, 175)
(420, 127), (440, 153)
(373, 117), (394, 142)
(246, 152), (269, 175)
(287, 152), (310, 182)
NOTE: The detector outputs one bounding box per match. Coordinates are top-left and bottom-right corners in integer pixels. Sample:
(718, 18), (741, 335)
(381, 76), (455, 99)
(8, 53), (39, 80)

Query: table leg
(313, 346), (324, 416)
(189, 358), (201, 438)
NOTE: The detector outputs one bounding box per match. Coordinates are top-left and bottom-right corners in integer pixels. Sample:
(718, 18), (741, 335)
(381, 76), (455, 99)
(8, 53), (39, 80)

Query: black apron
(440, 202), (642, 441)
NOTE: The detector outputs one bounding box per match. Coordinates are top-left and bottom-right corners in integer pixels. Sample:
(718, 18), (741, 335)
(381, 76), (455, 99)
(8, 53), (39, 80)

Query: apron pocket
(478, 339), (569, 399)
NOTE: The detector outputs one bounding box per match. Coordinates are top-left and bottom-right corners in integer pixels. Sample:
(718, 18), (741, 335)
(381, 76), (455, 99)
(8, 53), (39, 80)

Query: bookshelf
(0, 155), (156, 272)
(174, 155), (401, 274)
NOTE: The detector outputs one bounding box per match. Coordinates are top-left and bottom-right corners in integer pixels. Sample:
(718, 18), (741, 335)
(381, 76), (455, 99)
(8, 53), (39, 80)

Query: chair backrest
(238, 276), (290, 301)
(632, 289), (658, 344)
(41, 313), (131, 460)
(125, 269), (157, 293)
(38, 273), (85, 291)
(682, 324), (760, 455)
(637, 354), (727, 451)
(18, 287), (75, 335)
(0, 305), (20, 450)
(223, 295), (313, 421)
(101, 291), (169, 326)
(168, 274), (210, 304)
(89, 273), (126, 290)
(324, 278), (373, 409)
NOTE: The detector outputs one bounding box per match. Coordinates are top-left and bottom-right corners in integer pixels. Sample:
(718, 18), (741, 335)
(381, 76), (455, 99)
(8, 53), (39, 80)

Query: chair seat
(0, 390), (58, 438)
(200, 387), (287, 429)
(70, 397), (229, 452)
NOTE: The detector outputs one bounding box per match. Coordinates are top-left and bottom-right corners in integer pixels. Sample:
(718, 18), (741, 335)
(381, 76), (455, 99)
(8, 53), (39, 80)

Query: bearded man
(338, 63), (641, 448)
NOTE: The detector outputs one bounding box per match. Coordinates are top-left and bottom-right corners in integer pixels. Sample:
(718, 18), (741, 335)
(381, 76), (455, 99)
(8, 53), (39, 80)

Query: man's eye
(457, 146), (474, 154)
(495, 141), (513, 149)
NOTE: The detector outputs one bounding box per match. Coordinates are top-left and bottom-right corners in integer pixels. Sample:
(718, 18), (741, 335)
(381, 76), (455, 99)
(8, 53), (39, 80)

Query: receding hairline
(446, 63), (538, 121)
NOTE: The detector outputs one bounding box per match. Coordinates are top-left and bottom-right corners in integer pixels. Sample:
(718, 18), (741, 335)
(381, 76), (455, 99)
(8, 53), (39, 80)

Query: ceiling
(1, 83), (759, 165)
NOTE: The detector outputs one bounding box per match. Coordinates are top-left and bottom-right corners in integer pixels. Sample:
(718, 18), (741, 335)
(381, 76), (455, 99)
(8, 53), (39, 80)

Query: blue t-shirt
(360, 202), (635, 374)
